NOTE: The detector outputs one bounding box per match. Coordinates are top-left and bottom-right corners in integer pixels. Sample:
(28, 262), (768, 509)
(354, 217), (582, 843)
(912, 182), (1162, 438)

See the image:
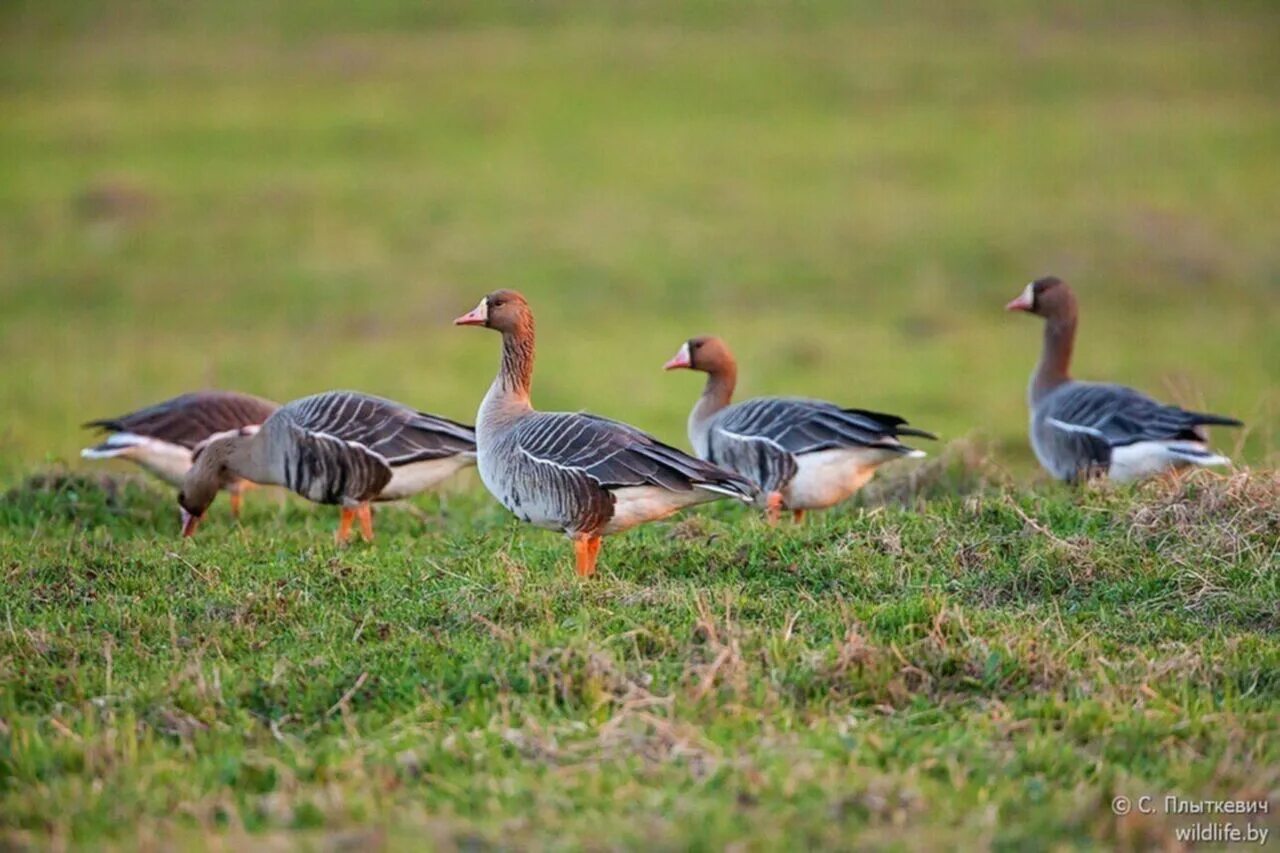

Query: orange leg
(574, 536), (603, 578)
(228, 480), (257, 519)
(765, 492), (784, 527)
(336, 508), (356, 544)
(792, 509), (806, 524)
(357, 504), (374, 542)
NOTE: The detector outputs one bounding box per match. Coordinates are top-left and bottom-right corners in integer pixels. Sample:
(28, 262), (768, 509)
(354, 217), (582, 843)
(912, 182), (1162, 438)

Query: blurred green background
(2, 0), (1277, 482)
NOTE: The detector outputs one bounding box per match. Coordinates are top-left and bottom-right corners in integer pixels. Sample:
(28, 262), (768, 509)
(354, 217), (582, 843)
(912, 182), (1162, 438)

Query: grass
(1, 0), (1278, 847)
(1, 465), (1277, 848)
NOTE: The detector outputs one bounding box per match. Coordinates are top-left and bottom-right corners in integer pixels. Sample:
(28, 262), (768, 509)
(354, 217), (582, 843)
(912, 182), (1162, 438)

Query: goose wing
(1042, 383), (1242, 449)
(287, 391), (476, 466)
(715, 397), (935, 456)
(84, 391), (279, 448)
(277, 427), (394, 506)
(514, 412), (756, 500)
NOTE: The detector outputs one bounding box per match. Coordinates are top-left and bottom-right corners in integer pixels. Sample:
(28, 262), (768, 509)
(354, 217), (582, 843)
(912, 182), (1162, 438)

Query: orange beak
(663, 342), (692, 371)
(180, 508), (202, 538)
(453, 299), (488, 326)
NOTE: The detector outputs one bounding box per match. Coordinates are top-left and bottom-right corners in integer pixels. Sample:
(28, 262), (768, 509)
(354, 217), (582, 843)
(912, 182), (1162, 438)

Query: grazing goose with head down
(454, 290), (757, 577)
(664, 336), (935, 523)
(1006, 276), (1242, 482)
(82, 390), (280, 517)
(178, 390), (476, 541)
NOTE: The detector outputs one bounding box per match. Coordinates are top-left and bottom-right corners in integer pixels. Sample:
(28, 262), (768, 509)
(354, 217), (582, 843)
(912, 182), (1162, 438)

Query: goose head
(176, 431), (245, 537)
(664, 335), (734, 374)
(1005, 276), (1077, 320)
(453, 289), (532, 334)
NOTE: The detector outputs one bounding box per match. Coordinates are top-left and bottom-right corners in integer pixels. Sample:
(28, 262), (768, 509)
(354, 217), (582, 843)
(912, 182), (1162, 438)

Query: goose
(82, 390), (279, 516)
(1006, 276), (1242, 482)
(177, 390), (476, 541)
(664, 336), (935, 523)
(453, 290), (757, 577)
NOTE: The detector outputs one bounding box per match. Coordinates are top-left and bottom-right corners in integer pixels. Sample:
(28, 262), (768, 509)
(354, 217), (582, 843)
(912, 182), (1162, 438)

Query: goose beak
(180, 508), (202, 538)
(1005, 283), (1035, 312)
(453, 299), (488, 326)
(663, 342), (692, 371)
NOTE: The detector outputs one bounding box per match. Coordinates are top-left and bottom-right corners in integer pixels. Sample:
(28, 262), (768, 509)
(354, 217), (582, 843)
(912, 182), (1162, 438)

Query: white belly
(82, 434), (193, 487)
(1108, 441), (1226, 483)
(377, 454), (474, 501)
(603, 485), (717, 535)
(783, 447), (916, 510)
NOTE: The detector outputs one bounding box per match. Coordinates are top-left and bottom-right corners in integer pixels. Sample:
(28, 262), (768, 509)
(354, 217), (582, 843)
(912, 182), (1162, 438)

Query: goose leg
(229, 481), (259, 519)
(792, 509), (806, 524)
(357, 504), (374, 542)
(336, 508), (356, 544)
(574, 535), (602, 578)
(765, 492), (784, 526)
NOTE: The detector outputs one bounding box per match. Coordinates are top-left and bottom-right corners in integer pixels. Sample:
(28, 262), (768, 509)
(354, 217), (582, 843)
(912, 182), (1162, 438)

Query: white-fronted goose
(454, 290), (756, 577)
(178, 390), (476, 541)
(664, 336), (935, 523)
(81, 390), (279, 516)
(1007, 276), (1242, 482)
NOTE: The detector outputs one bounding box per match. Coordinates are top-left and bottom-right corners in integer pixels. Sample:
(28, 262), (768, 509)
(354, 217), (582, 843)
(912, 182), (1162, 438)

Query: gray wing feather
(515, 413), (756, 499)
(485, 412), (754, 536)
(705, 426), (797, 495)
(707, 397), (932, 492)
(288, 391), (476, 466)
(84, 391), (279, 448)
(280, 427), (393, 505)
(716, 398), (933, 455)
(1042, 383), (1241, 447)
(1035, 382), (1241, 481)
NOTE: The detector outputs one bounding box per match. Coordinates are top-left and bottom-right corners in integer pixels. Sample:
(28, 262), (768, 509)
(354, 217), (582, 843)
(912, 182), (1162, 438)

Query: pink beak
(453, 306), (487, 326)
(1005, 286), (1035, 312)
(180, 508), (201, 538)
(664, 344), (692, 371)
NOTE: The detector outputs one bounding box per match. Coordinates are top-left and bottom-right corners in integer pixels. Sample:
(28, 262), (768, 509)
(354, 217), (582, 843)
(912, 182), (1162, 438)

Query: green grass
(1, 467), (1277, 848)
(1, 0), (1278, 847)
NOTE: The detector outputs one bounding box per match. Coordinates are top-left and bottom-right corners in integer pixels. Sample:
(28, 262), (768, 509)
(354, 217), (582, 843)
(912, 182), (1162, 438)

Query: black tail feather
(840, 407), (937, 441)
(82, 418), (122, 433)
(1187, 411), (1243, 428)
(895, 425), (938, 441)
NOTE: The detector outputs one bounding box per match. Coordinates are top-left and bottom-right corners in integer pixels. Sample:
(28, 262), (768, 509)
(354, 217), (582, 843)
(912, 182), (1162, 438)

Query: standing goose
(82, 390), (279, 516)
(453, 290), (756, 577)
(664, 336), (935, 523)
(178, 391), (476, 541)
(1006, 276), (1242, 482)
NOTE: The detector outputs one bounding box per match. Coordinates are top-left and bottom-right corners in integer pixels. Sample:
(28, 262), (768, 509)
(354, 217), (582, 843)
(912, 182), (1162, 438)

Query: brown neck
(186, 432), (262, 510)
(700, 359), (738, 415)
(1033, 313), (1076, 402)
(690, 357), (738, 439)
(497, 316), (536, 402)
